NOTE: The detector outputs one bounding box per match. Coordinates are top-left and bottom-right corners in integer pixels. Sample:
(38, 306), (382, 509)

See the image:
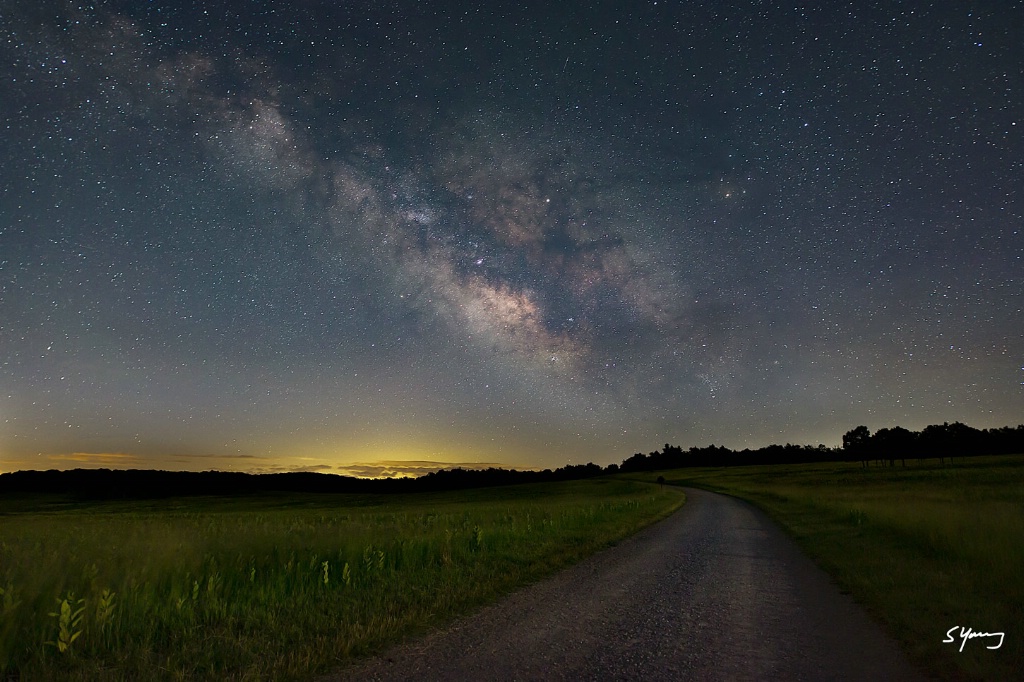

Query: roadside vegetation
(643, 455), (1023, 681)
(0, 478), (683, 680)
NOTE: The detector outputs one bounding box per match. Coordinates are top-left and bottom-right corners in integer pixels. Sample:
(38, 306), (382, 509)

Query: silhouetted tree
(919, 421), (982, 465)
(843, 425), (872, 467)
(871, 426), (916, 466)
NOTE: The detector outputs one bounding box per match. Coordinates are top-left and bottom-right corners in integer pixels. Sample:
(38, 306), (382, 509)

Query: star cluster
(1, 1), (1021, 474)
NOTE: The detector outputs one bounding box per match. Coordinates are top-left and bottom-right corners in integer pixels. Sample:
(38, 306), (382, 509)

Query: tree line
(619, 422), (1024, 472)
(1, 422), (1021, 498)
(839, 422), (1024, 467)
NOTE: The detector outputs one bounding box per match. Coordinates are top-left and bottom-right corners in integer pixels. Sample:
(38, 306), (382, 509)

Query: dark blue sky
(2, 1), (1021, 476)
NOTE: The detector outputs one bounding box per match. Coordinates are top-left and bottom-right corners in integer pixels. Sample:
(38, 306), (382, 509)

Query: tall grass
(647, 455), (1024, 682)
(0, 478), (682, 680)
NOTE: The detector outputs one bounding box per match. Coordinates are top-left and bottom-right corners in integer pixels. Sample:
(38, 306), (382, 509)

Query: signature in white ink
(944, 626), (1005, 652)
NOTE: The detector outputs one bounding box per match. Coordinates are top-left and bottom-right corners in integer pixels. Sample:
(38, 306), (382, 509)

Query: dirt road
(325, 487), (926, 681)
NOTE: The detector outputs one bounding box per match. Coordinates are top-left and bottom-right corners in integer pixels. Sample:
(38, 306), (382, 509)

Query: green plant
(0, 583), (19, 613)
(362, 546), (385, 574)
(95, 588), (116, 630)
(46, 593), (86, 654)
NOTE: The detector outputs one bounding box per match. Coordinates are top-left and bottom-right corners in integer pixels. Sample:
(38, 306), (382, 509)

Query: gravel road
(324, 487), (927, 681)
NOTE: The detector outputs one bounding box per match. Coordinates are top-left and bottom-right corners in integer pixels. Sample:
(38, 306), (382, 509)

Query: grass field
(0, 477), (683, 680)
(641, 455), (1024, 682)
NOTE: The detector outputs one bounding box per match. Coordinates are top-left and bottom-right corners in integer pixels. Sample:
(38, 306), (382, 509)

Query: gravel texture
(323, 487), (927, 681)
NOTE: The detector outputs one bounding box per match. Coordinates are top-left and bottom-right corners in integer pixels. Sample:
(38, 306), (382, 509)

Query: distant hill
(0, 463), (606, 499)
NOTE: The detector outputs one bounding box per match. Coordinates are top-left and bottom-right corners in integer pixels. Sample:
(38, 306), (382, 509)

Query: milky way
(1, 1), (1021, 474)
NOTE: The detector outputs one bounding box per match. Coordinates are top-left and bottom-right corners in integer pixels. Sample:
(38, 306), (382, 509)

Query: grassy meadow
(641, 455), (1024, 682)
(0, 477), (683, 680)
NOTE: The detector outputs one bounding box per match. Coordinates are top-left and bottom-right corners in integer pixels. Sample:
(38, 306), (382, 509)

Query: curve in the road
(324, 487), (927, 681)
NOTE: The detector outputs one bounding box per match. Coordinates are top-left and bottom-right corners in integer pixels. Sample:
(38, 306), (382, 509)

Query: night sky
(2, 1), (1021, 477)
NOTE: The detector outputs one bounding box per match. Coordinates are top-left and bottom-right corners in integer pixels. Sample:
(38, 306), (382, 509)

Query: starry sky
(1, 1), (1021, 477)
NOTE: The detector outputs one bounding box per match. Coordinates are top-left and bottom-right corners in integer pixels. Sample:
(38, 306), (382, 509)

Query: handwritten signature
(944, 626), (1004, 652)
